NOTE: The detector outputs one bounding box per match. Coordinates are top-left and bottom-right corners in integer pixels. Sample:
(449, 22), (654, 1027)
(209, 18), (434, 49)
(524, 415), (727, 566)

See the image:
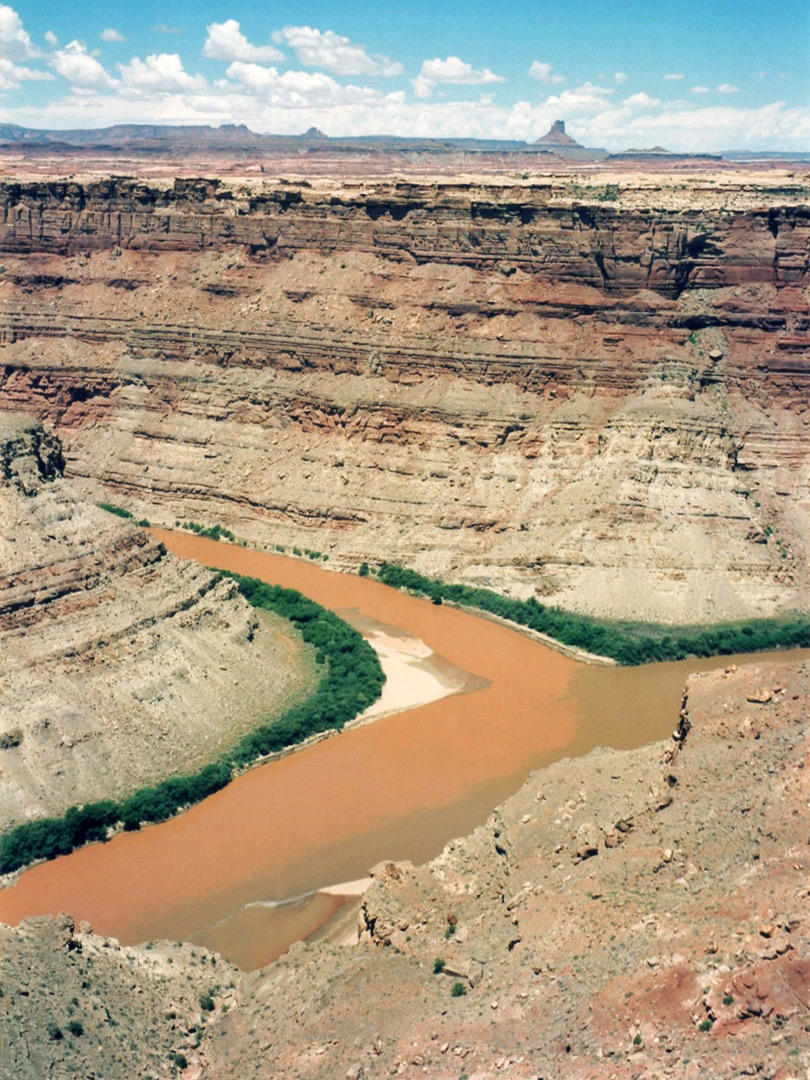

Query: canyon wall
(1, 174), (808, 621)
(0, 416), (316, 829)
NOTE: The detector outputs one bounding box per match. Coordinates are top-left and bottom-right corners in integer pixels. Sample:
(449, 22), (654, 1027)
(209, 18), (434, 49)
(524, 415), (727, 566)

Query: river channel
(1, 531), (805, 970)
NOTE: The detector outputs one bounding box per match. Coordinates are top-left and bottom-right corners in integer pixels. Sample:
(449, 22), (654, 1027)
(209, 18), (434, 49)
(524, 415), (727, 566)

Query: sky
(1, 0), (808, 151)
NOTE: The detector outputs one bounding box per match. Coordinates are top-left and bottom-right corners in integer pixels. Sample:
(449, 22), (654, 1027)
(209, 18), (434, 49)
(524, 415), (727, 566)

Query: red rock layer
(0, 175), (807, 621)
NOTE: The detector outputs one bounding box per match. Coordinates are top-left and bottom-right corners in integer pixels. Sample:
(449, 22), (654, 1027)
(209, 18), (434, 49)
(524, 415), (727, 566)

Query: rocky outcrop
(0, 173), (808, 621)
(0, 417), (316, 830)
(5, 657), (806, 1079)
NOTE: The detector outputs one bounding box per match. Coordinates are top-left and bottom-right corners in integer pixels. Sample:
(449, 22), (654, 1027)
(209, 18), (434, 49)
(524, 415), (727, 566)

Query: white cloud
(50, 40), (118, 89)
(623, 91), (660, 109)
(44, 30), (58, 46)
(118, 53), (206, 92)
(717, 83), (740, 94)
(100, 28), (124, 43)
(272, 25), (402, 76)
(413, 56), (504, 98)
(0, 57), (55, 90)
(203, 20), (284, 63)
(224, 61), (382, 107)
(546, 81), (614, 110)
(154, 24), (181, 35)
(613, 71), (628, 84)
(664, 73), (683, 81)
(528, 61), (564, 85)
(1, 5), (41, 60)
(690, 85), (710, 94)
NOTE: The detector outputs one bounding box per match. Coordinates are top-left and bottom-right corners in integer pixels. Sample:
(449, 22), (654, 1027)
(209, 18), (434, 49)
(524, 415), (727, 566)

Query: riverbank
(3, 527), (808, 972)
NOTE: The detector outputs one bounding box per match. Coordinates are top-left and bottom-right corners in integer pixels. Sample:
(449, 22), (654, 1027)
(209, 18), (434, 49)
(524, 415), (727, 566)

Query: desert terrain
(0, 147), (808, 1079)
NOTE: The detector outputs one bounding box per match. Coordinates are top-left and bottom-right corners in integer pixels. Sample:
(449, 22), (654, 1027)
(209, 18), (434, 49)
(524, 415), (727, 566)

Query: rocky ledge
(1, 172), (807, 622)
(0, 417), (316, 830)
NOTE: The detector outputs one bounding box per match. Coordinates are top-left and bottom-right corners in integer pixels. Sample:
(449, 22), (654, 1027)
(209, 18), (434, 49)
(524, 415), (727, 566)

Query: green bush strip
(375, 562), (810, 666)
(0, 575), (384, 876)
(96, 502), (133, 519)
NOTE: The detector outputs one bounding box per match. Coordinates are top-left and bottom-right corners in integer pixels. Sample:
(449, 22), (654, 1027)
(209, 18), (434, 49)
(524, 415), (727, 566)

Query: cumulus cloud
(119, 53), (206, 92)
(100, 28), (124, 43)
(613, 71), (628, 84)
(690, 85), (710, 94)
(546, 81), (613, 109)
(272, 25), (402, 76)
(664, 73), (684, 80)
(0, 57), (55, 90)
(50, 40), (118, 89)
(223, 61), (381, 107)
(412, 56), (504, 98)
(528, 61), (564, 85)
(1, 5), (41, 60)
(44, 30), (58, 46)
(203, 20), (284, 63)
(623, 91), (660, 109)
(717, 83), (740, 94)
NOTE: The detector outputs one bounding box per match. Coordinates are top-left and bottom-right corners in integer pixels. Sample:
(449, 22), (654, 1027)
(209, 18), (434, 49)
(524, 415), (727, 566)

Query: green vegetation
(433, 957), (446, 974)
(633, 1033), (642, 1046)
(723, 994), (734, 1006)
(375, 562), (810, 665)
(66, 1020), (84, 1037)
(0, 576), (384, 875)
(698, 1018), (714, 1032)
(169, 1051), (188, 1069)
(444, 923), (456, 940)
(96, 502), (133, 519)
(199, 993), (215, 1013)
(180, 521), (236, 542)
(450, 981), (467, 997)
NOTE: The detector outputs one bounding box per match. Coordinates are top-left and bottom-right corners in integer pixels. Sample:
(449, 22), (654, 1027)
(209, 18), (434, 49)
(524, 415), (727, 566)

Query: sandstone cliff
(0, 173), (808, 621)
(0, 417), (316, 829)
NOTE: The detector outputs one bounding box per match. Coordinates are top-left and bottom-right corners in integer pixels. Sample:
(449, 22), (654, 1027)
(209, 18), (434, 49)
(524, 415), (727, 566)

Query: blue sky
(2, 0), (808, 149)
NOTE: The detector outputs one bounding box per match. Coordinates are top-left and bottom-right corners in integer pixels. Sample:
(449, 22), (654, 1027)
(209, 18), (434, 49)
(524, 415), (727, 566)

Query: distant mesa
(300, 127), (329, 141)
(608, 144), (723, 161)
(534, 119), (583, 148)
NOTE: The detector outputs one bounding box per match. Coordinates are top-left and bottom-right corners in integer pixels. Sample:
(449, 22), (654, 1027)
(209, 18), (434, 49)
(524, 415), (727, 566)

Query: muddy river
(1, 531), (805, 970)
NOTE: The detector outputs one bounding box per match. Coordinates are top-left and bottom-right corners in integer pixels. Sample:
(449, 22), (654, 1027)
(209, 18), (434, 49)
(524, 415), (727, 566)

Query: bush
(451, 981), (467, 997)
(199, 993), (215, 1012)
(47, 1022), (63, 1040)
(433, 957), (445, 974)
(96, 502), (132, 519)
(66, 1020), (83, 1037)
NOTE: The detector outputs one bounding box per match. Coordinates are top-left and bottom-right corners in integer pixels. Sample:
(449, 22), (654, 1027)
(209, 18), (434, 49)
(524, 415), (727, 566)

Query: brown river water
(2, 530), (806, 970)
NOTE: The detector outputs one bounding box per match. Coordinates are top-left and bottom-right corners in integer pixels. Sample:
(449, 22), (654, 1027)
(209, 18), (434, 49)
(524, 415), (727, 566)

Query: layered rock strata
(1, 174), (808, 621)
(0, 417), (316, 829)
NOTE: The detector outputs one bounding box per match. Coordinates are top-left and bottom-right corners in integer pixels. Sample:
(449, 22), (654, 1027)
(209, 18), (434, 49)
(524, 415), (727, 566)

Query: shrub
(450, 981), (467, 997)
(96, 502), (132, 519)
(433, 957), (445, 974)
(66, 1020), (83, 1037)
(47, 1022), (63, 1040)
(722, 994), (734, 1006)
(199, 993), (215, 1012)
(698, 1018), (713, 1032)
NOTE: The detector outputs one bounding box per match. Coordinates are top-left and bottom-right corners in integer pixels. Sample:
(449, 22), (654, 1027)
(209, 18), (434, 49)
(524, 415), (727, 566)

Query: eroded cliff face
(1, 174), (808, 621)
(0, 417), (316, 829)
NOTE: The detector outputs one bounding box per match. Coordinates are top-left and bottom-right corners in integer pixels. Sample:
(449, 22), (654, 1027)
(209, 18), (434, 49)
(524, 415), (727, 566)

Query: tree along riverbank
(0, 575), (385, 876)
(373, 563), (810, 665)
